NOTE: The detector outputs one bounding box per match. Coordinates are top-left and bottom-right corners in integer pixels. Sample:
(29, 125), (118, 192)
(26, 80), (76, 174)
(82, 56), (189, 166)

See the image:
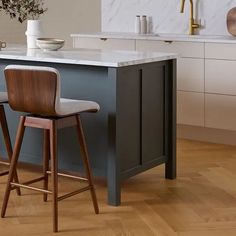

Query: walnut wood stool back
(1, 65), (99, 232)
(0, 92), (20, 196)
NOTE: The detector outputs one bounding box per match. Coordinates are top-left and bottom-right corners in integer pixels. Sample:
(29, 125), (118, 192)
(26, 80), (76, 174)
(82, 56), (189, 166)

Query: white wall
(0, 0), (101, 46)
(102, 0), (236, 36)
(2, 0), (235, 46)
(41, 0), (101, 47)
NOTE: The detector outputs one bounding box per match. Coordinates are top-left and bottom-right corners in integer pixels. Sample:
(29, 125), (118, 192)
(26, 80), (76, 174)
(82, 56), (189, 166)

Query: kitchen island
(0, 46), (177, 206)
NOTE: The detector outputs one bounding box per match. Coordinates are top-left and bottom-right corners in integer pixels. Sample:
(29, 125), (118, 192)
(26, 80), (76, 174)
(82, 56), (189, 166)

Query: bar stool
(0, 92), (21, 196)
(1, 65), (99, 232)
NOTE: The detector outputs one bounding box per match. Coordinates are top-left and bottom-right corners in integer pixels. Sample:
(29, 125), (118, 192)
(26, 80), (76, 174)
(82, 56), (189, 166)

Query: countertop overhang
(0, 45), (177, 68)
(71, 32), (236, 44)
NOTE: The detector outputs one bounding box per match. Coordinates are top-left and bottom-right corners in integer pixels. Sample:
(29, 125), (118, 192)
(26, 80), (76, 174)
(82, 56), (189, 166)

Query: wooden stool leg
(43, 129), (50, 202)
(76, 115), (99, 214)
(0, 105), (21, 196)
(1, 116), (26, 218)
(49, 121), (58, 232)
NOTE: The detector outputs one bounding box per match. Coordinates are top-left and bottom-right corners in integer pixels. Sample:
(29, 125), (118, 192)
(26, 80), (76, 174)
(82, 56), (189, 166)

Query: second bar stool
(1, 65), (99, 232)
(0, 92), (21, 195)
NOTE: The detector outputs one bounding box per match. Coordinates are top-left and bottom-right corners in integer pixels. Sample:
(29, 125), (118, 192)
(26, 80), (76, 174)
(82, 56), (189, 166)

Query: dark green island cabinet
(0, 47), (177, 206)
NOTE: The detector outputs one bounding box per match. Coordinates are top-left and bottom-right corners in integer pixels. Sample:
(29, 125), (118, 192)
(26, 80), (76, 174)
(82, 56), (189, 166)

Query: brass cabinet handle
(100, 38), (108, 41)
(164, 40), (173, 44)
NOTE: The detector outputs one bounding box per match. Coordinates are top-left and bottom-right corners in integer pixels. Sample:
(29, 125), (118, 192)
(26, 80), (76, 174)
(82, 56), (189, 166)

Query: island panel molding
(102, 0), (236, 36)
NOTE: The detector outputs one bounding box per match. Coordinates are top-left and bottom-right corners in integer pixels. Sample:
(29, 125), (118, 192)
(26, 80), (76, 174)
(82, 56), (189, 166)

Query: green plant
(0, 0), (47, 23)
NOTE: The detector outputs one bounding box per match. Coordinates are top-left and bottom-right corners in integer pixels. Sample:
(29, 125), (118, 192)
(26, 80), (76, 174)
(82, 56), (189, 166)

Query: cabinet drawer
(205, 60), (236, 95)
(136, 40), (204, 58)
(178, 58), (204, 92)
(73, 37), (135, 50)
(205, 94), (236, 131)
(177, 91), (204, 126)
(205, 43), (236, 60)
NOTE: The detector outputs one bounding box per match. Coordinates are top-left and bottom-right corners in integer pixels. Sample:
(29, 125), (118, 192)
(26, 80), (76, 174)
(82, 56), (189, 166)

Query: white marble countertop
(71, 32), (236, 44)
(0, 45), (177, 67)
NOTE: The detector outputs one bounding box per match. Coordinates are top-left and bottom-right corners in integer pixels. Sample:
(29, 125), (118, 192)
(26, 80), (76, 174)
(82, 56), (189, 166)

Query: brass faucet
(180, 0), (200, 35)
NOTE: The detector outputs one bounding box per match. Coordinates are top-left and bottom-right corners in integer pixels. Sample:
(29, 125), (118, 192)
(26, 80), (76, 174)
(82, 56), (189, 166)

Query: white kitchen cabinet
(205, 43), (236, 131)
(177, 91), (204, 126)
(205, 94), (236, 131)
(73, 37), (135, 50)
(136, 40), (204, 58)
(205, 59), (236, 95)
(178, 58), (204, 92)
(205, 43), (236, 60)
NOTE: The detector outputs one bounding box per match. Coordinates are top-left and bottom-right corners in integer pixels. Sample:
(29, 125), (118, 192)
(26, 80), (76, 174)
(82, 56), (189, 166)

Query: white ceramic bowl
(36, 38), (65, 51)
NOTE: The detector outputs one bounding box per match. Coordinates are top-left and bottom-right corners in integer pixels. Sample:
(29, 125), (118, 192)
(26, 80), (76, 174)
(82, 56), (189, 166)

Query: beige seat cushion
(0, 92), (8, 103)
(56, 98), (100, 116)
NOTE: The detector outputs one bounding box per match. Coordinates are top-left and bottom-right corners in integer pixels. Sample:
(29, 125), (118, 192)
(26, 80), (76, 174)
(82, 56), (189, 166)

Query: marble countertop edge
(0, 46), (177, 68)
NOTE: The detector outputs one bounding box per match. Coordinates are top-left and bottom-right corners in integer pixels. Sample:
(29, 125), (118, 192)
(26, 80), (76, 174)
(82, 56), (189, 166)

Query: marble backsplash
(102, 0), (236, 36)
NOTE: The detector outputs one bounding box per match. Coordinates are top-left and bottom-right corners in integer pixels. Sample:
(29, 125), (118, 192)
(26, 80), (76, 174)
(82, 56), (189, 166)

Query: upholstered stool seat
(1, 65), (99, 232)
(56, 98), (99, 116)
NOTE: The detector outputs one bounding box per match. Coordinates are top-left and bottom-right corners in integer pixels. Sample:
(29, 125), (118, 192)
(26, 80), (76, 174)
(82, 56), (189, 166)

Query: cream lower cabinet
(135, 40), (204, 58)
(178, 58), (204, 92)
(205, 60), (236, 95)
(205, 94), (236, 131)
(177, 91), (204, 126)
(136, 40), (205, 126)
(205, 43), (236, 60)
(73, 37), (135, 50)
(205, 43), (236, 131)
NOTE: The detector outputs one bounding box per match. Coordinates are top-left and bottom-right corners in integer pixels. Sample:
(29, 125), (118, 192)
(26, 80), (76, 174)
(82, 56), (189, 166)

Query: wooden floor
(1, 139), (236, 235)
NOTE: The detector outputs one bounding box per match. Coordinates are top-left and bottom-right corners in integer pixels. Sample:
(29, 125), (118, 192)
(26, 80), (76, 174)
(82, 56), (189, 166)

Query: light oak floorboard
(1, 139), (236, 235)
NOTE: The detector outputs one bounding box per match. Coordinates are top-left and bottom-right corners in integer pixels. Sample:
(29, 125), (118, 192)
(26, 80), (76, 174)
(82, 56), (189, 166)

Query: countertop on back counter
(71, 32), (236, 44)
(0, 45), (177, 68)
